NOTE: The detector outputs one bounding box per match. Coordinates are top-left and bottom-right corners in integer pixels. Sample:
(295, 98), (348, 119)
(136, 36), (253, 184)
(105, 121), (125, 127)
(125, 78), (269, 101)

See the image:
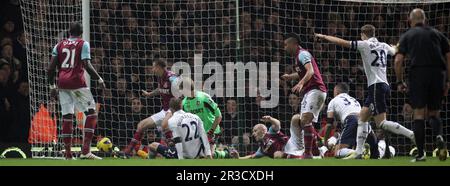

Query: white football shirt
(168, 110), (211, 159)
(350, 37), (396, 87)
(327, 93), (361, 123)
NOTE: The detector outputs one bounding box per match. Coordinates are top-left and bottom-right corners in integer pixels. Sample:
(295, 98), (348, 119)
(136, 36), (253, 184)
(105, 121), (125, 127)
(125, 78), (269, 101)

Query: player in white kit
(168, 98), (212, 159)
(315, 24), (414, 159)
(324, 83), (379, 159)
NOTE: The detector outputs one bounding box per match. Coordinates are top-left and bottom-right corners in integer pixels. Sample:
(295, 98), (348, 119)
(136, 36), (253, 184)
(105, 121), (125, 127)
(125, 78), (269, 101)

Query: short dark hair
(285, 33), (301, 44)
(361, 24), (376, 38)
(153, 58), (167, 68)
(69, 22), (83, 36)
(335, 83), (350, 94)
(169, 97), (182, 112)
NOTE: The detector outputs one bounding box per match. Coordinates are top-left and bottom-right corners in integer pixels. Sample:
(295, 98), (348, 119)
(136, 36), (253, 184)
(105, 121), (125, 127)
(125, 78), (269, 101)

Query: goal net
(21, 0), (449, 158)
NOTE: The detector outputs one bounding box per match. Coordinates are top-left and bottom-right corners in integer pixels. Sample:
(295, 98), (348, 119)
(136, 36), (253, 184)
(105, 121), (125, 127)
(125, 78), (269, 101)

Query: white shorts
(150, 109), (170, 127)
(301, 89), (327, 123)
(284, 121), (305, 156)
(59, 87), (96, 115)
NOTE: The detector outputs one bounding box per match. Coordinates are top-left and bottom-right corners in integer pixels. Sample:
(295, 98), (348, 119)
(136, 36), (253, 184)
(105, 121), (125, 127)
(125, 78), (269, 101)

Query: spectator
(8, 81), (30, 143)
(287, 93), (300, 114)
(0, 69), (11, 142)
(0, 20), (15, 39)
(1, 44), (21, 82)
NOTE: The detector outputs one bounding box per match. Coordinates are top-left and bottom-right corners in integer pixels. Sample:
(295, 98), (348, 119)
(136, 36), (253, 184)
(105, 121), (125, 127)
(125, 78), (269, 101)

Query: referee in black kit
(395, 8), (450, 162)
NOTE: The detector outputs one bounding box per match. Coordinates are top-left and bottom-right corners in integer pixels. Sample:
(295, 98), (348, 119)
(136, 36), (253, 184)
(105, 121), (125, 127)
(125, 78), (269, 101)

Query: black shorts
(337, 115), (358, 147)
(409, 68), (445, 110)
(156, 144), (178, 159)
(364, 83), (390, 115)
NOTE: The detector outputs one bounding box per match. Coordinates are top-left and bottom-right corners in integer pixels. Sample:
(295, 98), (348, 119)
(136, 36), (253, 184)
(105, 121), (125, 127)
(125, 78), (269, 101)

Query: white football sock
(380, 120), (414, 140)
(356, 120), (369, 155)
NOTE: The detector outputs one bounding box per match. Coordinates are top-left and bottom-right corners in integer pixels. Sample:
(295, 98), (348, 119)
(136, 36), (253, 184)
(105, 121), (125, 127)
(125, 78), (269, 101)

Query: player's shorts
(150, 109), (170, 126)
(364, 82), (390, 115)
(59, 87), (96, 116)
(300, 89), (326, 123)
(409, 68), (446, 110)
(337, 114), (358, 147)
(156, 144), (178, 159)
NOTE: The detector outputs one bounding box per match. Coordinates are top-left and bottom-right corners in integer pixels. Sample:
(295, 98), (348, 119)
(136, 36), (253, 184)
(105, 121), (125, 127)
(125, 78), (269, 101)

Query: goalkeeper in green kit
(178, 77), (238, 159)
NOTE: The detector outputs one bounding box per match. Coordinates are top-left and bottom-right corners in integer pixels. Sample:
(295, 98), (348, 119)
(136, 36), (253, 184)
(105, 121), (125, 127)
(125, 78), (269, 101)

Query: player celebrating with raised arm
(178, 77), (222, 154)
(121, 59), (178, 158)
(281, 33), (327, 159)
(168, 98), (212, 159)
(48, 22), (106, 160)
(239, 115), (289, 159)
(395, 9), (450, 162)
(324, 83), (379, 159)
(315, 24), (415, 159)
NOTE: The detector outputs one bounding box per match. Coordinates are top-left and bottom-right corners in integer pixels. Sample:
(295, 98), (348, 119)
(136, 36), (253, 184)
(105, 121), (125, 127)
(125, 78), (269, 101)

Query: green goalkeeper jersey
(182, 91), (221, 134)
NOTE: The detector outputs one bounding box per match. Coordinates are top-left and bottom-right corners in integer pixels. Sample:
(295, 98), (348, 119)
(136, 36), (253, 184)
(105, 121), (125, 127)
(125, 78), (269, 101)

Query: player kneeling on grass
(323, 83), (379, 159)
(239, 116), (288, 159)
(163, 98), (212, 159)
(178, 77), (222, 157)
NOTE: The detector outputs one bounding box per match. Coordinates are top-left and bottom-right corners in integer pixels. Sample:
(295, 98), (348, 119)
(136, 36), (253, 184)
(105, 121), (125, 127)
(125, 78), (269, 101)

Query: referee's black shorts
(408, 68), (446, 110)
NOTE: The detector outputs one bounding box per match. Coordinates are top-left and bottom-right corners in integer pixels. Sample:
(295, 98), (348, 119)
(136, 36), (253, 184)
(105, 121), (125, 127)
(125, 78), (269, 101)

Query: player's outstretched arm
(239, 148), (264, 159)
(314, 33), (351, 48)
(141, 89), (160, 97)
(292, 63), (314, 93)
(204, 98), (222, 137)
(261, 116), (280, 132)
(281, 73), (299, 81)
(84, 60), (106, 89)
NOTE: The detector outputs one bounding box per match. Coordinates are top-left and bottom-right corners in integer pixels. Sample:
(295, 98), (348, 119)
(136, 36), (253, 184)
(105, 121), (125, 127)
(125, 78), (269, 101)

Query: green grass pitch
(1, 157), (450, 166)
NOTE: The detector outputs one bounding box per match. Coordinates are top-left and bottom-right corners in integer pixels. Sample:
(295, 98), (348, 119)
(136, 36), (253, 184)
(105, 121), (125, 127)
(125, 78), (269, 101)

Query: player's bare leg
(300, 112), (315, 159)
(61, 114), (74, 159)
(79, 109), (102, 160)
(123, 117), (156, 157)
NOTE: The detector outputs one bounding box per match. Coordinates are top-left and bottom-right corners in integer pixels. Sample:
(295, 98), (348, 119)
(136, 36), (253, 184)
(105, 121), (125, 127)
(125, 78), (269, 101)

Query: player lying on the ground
(120, 59), (179, 158)
(315, 25), (415, 159)
(282, 33), (327, 159)
(168, 98), (212, 159)
(323, 83), (379, 159)
(48, 22), (106, 160)
(178, 77), (222, 157)
(239, 115), (288, 159)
